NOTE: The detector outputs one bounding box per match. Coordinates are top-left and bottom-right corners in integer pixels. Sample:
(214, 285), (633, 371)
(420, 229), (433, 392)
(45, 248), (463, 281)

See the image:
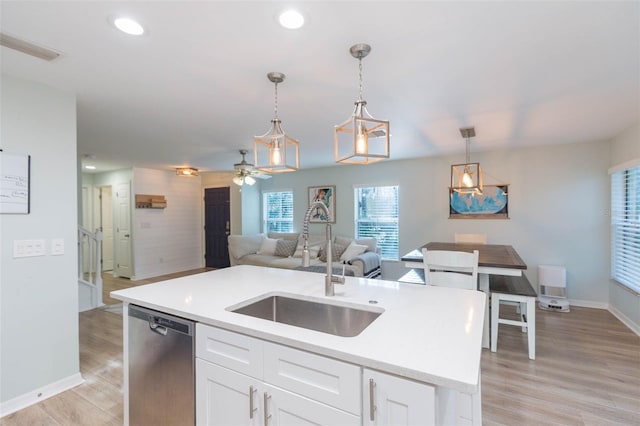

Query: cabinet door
(264, 384), (360, 426)
(196, 359), (261, 426)
(363, 369), (435, 426)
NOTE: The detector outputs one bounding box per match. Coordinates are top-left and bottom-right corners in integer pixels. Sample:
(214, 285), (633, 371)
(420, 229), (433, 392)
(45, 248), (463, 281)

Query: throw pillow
(228, 234), (264, 260)
(340, 241), (368, 261)
(274, 239), (297, 257)
(256, 237), (278, 255)
(318, 243), (347, 262)
(334, 235), (354, 248)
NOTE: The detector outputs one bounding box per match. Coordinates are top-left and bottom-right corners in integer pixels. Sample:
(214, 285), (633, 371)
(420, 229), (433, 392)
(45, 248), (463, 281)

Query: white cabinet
(195, 324), (360, 426)
(196, 359), (260, 426)
(196, 323), (478, 426)
(363, 368), (435, 426)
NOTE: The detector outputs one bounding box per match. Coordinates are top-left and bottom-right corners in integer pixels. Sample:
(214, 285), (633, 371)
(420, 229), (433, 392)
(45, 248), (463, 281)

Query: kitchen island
(112, 265), (486, 425)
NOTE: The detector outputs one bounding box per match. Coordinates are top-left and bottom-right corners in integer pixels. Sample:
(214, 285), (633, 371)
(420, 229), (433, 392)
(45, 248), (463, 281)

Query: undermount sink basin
(229, 294), (383, 337)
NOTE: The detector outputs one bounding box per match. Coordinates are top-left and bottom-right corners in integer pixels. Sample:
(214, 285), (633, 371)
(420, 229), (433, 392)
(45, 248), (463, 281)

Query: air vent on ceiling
(0, 33), (60, 61)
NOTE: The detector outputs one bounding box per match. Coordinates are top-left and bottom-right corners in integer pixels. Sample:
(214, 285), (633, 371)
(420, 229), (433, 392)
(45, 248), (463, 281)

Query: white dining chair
(454, 233), (525, 324)
(454, 233), (487, 244)
(422, 248), (479, 290)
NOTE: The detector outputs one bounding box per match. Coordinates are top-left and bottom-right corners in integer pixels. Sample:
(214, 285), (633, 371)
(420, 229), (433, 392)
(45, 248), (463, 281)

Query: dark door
(204, 187), (231, 268)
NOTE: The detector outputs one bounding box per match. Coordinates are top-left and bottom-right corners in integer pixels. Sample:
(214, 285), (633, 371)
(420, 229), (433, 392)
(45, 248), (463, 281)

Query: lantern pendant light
(334, 43), (390, 165)
(451, 127), (483, 195)
(254, 72), (299, 173)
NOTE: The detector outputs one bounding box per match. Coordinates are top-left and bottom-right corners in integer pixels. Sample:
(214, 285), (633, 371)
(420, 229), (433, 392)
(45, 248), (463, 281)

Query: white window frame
(609, 159), (640, 294)
(354, 185), (399, 260)
(262, 190), (294, 233)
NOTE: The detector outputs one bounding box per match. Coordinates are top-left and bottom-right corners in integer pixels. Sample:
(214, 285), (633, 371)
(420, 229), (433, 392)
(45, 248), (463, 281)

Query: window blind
(611, 165), (640, 293)
(263, 191), (293, 233)
(355, 186), (399, 260)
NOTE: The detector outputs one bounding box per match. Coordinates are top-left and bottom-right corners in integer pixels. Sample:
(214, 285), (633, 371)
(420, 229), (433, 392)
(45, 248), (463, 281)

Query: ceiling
(1, 1), (638, 174)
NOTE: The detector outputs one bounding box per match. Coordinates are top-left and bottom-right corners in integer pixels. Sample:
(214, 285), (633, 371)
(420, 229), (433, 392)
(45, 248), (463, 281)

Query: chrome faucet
(302, 201), (345, 296)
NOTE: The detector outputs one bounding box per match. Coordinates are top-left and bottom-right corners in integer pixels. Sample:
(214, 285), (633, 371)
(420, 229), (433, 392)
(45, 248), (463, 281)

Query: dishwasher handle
(149, 318), (168, 336)
(129, 304), (194, 337)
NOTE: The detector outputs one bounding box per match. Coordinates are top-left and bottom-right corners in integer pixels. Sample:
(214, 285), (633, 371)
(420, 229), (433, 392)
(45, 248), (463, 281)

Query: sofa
(228, 232), (382, 278)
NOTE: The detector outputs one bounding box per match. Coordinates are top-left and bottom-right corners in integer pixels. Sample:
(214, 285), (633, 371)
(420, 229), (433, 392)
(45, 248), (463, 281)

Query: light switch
(13, 240), (26, 258)
(13, 239), (46, 258)
(33, 239), (46, 256)
(51, 238), (64, 255)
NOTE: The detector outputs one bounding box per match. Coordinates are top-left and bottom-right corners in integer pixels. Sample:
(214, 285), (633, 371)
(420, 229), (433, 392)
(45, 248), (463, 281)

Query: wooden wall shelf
(135, 194), (167, 209)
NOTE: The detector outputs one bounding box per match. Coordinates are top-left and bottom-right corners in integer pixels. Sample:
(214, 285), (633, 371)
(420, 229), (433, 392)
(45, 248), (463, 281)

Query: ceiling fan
(233, 149), (271, 186)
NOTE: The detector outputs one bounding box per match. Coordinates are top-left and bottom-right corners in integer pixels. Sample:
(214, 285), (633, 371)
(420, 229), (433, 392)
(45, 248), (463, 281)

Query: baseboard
(0, 372), (84, 417)
(566, 298), (608, 309)
(609, 305), (640, 336)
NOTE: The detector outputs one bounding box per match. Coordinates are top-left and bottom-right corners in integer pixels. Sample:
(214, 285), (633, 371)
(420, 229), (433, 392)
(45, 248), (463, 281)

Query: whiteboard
(0, 152), (31, 214)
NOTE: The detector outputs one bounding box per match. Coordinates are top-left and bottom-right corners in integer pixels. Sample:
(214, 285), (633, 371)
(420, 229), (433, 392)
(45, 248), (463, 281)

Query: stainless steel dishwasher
(128, 304), (195, 426)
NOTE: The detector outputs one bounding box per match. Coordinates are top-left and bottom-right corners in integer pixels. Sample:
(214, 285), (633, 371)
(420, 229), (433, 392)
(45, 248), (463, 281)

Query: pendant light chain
(358, 56), (364, 101)
(465, 137), (471, 163)
(273, 81), (279, 119)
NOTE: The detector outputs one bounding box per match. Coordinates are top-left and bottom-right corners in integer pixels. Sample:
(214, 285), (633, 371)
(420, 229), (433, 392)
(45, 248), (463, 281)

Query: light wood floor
(2, 272), (639, 425)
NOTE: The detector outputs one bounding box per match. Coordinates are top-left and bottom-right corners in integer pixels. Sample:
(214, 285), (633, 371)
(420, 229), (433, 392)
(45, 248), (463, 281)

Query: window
(611, 163), (640, 293)
(263, 191), (293, 233)
(355, 186), (399, 260)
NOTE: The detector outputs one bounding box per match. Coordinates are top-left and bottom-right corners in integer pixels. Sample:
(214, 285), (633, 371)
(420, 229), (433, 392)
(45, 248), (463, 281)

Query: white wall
(0, 75), (82, 411)
(261, 139), (611, 305)
(132, 168), (203, 280)
(608, 122), (640, 334)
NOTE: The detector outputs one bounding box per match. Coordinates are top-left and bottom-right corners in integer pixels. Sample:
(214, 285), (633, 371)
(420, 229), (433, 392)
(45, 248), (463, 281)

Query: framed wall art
(308, 185), (336, 223)
(0, 151), (31, 214)
(449, 184), (509, 219)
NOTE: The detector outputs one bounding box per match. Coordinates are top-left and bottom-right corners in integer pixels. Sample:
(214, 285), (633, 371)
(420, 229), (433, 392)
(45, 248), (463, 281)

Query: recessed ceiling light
(278, 10), (304, 29)
(84, 165), (97, 170)
(113, 17), (144, 35)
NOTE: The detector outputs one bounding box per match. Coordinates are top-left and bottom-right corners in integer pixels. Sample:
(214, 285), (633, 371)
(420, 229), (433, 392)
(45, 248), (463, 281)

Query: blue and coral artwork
(449, 184), (509, 219)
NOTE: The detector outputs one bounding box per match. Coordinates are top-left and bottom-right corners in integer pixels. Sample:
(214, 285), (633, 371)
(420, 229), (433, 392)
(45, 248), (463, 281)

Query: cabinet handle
(249, 385), (257, 419)
(263, 392), (272, 425)
(369, 378), (376, 421)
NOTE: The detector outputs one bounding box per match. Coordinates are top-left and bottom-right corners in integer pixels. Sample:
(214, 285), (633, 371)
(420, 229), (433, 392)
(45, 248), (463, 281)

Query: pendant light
(254, 72), (299, 173)
(451, 127), (483, 195)
(334, 43), (390, 165)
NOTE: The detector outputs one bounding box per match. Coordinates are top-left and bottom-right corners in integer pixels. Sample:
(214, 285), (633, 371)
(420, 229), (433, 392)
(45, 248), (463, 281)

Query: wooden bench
(489, 274), (537, 360)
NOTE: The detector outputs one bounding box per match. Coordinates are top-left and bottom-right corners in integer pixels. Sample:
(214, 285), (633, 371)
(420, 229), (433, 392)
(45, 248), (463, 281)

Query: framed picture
(449, 184), (509, 219)
(1, 152), (31, 214)
(308, 185), (336, 223)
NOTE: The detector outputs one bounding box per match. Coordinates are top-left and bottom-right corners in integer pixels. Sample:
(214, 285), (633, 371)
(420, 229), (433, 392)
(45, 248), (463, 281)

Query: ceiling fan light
(245, 176), (256, 185)
(233, 176), (244, 186)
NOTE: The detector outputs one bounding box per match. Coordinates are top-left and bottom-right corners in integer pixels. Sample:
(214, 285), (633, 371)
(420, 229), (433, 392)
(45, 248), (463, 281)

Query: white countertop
(111, 265), (485, 393)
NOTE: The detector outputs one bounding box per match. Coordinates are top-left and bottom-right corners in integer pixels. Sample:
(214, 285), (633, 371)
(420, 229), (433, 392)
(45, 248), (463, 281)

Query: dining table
(401, 242), (528, 348)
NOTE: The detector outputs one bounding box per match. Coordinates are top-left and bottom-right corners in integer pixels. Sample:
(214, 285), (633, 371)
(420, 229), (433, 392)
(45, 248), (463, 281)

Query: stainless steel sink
(229, 294), (383, 337)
